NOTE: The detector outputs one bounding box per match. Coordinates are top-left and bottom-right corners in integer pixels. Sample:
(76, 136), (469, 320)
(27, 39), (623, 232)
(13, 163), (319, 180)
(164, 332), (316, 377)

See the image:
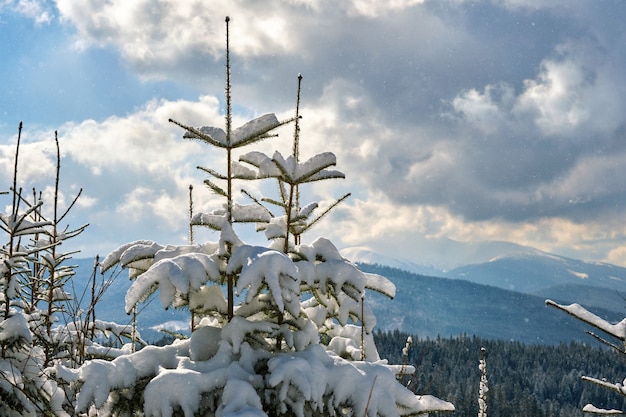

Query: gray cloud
(5, 0), (626, 263)
(273, 19), (626, 228)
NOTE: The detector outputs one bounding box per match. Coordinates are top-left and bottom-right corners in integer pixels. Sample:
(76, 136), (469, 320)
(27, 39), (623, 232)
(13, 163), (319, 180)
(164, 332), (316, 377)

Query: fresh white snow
(53, 232), (455, 417)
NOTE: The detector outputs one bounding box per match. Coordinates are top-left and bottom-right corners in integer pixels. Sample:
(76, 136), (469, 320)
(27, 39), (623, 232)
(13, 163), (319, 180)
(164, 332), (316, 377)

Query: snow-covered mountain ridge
(341, 239), (544, 274)
(445, 250), (626, 306)
(342, 243), (626, 306)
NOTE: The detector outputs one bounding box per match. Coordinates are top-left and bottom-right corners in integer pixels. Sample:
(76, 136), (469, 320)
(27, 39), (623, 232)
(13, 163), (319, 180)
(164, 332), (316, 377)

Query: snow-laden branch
(61, 328), (455, 417)
(581, 376), (626, 398)
(228, 245), (300, 317)
(547, 299), (626, 414)
(364, 271), (396, 299)
(0, 201), (51, 237)
(192, 205), (272, 229)
(239, 150), (345, 185)
(57, 342), (189, 412)
(545, 300), (626, 341)
(582, 403), (626, 415)
(298, 238), (395, 300)
(125, 253), (222, 313)
(198, 161), (258, 181)
(266, 343), (454, 417)
(0, 312), (32, 344)
(100, 240), (162, 273)
(171, 113), (295, 149)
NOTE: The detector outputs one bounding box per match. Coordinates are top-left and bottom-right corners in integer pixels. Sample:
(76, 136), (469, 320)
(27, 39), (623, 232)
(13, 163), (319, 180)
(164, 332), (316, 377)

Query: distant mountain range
(66, 240), (626, 345)
(341, 239), (543, 273)
(343, 244), (626, 316)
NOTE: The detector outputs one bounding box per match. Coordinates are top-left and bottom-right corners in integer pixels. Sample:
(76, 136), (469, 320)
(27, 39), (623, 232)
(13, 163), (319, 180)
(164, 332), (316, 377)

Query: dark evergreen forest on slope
(359, 263), (625, 345)
(375, 331), (626, 417)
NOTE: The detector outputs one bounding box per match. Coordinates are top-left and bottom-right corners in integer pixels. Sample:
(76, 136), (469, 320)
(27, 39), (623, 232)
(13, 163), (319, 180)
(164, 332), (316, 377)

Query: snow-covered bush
(57, 18), (454, 417)
(0, 126), (132, 416)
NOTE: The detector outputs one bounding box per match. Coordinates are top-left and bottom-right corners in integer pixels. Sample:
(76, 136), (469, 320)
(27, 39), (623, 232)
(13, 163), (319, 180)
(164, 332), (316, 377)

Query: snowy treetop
(174, 113), (293, 149)
(240, 150), (345, 184)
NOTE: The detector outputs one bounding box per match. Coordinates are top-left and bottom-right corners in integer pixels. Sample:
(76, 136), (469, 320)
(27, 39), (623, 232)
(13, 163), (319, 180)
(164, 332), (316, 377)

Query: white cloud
(520, 40), (625, 138)
(451, 83), (516, 134)
(291, 55), (626, 267)
(540, 152), (626, 206)
(348, 0), (424, 18)
(515, 58), (590, 136)
(606, 245), (626, 267)
(453, 40), (626, 140)
(60, 95), (221, 174)
(55, 0), (297, 70)
(52, 0), (441, 86)
(318, 189), (626, 267)
(116, 186), (184, 230)
(288, 78), (399, 177)
(0, 141), (56, 185)
(1, 0), (52, 24)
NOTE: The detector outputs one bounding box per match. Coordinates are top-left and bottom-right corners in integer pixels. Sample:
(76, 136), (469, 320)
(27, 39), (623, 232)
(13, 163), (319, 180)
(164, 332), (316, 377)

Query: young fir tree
(0, 122), (64, 416)
(0, 124), (132, 416)
(56, 17), (455, 417)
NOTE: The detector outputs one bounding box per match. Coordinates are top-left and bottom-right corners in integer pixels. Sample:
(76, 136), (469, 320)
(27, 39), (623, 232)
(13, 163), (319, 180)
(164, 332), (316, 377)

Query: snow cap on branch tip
(172, 113), (287, 149)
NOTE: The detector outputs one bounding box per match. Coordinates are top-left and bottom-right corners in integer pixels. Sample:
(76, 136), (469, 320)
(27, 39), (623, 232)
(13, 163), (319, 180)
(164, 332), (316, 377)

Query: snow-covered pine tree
(57, 17), (455, 417)
(0, 124), (135, 417)
(546, 300), (626, 414)
(0, 123), (62, 416)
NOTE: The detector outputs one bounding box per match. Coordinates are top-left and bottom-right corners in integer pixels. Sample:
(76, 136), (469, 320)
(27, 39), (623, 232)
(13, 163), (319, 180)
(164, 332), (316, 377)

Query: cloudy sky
(1, 0), (626, 268)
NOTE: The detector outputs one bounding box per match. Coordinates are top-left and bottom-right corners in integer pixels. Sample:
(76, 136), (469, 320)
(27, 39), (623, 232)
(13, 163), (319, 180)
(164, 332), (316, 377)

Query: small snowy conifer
(0, 124), (127, 416)
(57, 17), (455, 417)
